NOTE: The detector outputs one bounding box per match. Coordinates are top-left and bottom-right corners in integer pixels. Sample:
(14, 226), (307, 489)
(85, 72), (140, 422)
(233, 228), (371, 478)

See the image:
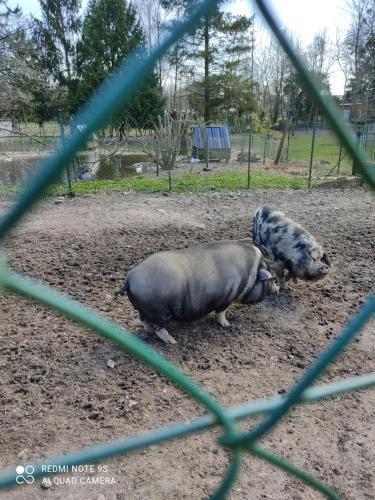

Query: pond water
(0, 152), (154, 186)
(93, 153), (155, 180)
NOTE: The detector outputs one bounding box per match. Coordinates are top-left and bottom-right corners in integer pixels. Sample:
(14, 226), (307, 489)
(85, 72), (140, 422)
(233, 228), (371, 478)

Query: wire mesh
(0, 0), (374, 498)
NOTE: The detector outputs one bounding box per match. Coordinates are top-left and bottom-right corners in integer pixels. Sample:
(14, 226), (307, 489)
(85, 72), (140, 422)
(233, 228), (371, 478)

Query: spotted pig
(252, 205), (331, 290)
(115, 240), (279, 344)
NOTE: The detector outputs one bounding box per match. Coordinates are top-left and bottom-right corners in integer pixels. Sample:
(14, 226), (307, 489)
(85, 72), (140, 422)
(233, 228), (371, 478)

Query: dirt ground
(0, 185), (374, 500)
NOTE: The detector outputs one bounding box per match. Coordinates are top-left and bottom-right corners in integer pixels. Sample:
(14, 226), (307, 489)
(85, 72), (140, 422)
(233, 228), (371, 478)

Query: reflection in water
(95, 154), (153, 180)
(0, 156), (57, 186)
(0, 152), (155, 186)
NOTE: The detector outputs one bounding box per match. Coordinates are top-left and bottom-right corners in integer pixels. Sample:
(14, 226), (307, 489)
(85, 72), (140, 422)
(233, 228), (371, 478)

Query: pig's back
(126, 240), (259, 322)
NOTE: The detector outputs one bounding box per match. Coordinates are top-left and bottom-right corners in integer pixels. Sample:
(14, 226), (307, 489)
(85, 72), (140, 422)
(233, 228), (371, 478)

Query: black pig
(116, 240), (279, 343)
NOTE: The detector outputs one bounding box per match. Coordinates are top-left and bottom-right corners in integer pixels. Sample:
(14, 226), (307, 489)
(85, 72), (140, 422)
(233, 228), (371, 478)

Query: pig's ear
(322, 253), (331, 267)
(258, 268), (272, 281)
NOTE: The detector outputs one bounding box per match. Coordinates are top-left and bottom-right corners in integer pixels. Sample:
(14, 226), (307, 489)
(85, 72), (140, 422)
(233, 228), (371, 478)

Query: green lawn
(286, 132), (352, 173)
(54, 170), (306, 195)
(0, 169), (307, 198)
(231, 131), (353, 175)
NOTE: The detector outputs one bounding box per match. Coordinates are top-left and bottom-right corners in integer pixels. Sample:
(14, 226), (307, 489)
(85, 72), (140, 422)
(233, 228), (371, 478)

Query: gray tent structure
(192, 125), (231, 161)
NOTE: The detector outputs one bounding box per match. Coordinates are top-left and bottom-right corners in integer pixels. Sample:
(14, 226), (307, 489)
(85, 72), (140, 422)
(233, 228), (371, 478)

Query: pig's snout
(318, 264), (329, 276)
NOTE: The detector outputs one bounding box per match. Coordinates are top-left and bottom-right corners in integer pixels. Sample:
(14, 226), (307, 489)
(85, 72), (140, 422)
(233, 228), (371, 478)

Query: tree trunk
(204, 15), (210, 123)
(274, 121), (289, 165)
(157, 19), (162, 88)
(173, 43), (179, 110)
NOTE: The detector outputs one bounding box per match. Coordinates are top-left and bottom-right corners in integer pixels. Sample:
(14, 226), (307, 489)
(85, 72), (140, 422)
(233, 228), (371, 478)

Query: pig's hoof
(219, 319), (230, 328)
(215, 312), (230, 328)
(155, 328), (177, 344)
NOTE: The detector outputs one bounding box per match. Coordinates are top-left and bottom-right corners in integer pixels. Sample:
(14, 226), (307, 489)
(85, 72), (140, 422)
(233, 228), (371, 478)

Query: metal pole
(247, 117), (252, 188)
(168, 168), (172, 192)
(156, 145), (160, 177)
(308, 121), (316, 189)
(204, 124), (209, 171)
(337, 141), (343, 174)
(250, 23), (254, 85)
(262, 134), (267, 164)
(352, 130), (361, 176)
(364, 127), (369, 158)
(58, 111), (74, 197)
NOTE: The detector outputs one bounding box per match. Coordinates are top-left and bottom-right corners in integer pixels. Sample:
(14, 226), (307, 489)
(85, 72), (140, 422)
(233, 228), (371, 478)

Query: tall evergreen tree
(162, 0), (254, 121)
(162, 0), (223, 121)
(30, 0), (81, 120)
(75, 0), (164, 127)
(33, 0), (81, 85)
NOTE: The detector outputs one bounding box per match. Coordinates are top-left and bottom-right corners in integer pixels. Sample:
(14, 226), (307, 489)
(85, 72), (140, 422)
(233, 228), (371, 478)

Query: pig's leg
(285, 261), (298, 284)
(139, 311), (176, 344)
(215, 309), (230, 327)
(150, 323), (177, 344)
(273, 261), (288, 290)
(285, 271), (298, 284)
(142, 320), (155, 334)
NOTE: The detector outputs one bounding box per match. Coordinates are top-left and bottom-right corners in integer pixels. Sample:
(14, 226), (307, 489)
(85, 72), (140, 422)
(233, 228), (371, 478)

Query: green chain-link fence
(0, 1), (374, 498)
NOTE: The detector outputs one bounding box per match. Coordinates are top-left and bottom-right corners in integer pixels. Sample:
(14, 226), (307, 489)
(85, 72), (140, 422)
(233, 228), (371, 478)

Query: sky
(228, 0), (350, 95)
(11, 0), (350, 94)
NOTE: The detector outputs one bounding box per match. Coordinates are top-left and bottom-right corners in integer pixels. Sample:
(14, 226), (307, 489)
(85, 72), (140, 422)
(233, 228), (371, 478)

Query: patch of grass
(0, 169), (306, 198)
(43, 169), (306, 197)
(0, 184), (24, 196)
(232, 131), (354, 176)
(287, 132), (352, 170)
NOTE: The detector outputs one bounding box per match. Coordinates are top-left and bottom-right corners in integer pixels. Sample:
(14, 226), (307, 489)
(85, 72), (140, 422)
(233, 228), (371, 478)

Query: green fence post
(204, 123), (209, 171)
(156, 147), (160, 177)
(168, 167), (172, 192)
(59, 112), (74, 197)
(247, 117), (252, 188)
(337, 141), (343, 174)
(352, 129), (361, 176)
(308, 122), (316, 188)
(263, 132), (269, 164)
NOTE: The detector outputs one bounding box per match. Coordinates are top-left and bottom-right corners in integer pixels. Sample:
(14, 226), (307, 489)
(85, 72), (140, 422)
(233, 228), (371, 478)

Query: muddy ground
(0, 186), (374, 500)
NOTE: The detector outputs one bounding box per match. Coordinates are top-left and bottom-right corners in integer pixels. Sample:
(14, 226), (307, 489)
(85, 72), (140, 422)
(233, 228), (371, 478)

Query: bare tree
(143, 112), (187, 190)
(342, 0), (375, 123)
(135, 0), (172, 88)
(334, 27), (352, 96)
(0, 1), (43, 118)
(256, 36), (292, 124)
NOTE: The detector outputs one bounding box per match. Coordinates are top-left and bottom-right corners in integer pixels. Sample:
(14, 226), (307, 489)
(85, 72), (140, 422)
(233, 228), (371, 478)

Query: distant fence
(231, 127), (353, 181)
(0, 124), (358, 191)
(359, 131), (375, 165)
(2, 107), (371, 189)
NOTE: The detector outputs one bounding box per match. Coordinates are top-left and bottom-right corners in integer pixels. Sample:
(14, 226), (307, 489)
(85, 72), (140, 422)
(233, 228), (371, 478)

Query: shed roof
(192, 126), (231, 150)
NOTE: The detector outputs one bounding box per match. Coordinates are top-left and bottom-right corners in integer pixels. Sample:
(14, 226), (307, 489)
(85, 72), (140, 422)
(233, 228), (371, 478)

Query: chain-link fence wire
(231, 127), (354, 178)
(0, 115), (195, 190)
(360, 130), (375, 165)
(0, 0), (374, 498)
(0, 114), (358, 191)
